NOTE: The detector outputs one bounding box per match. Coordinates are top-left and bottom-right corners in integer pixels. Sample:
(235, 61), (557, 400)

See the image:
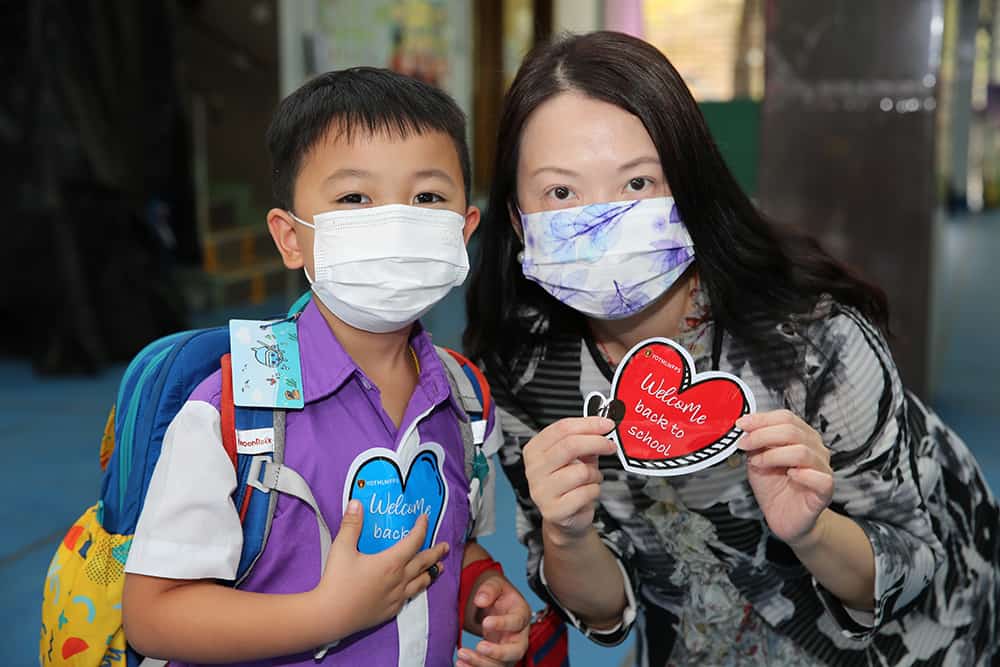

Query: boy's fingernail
(476, 593), (489, 604)
(346, 500), (361, 515)
(736, 416), (750, 429)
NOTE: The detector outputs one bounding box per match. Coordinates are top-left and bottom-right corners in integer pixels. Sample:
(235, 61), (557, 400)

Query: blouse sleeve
(496, 404), (640, 646)
(797, 308), (945, 640)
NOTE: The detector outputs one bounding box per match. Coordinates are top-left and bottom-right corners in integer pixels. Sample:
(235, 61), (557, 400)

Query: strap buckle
(246, 455), (273, 492)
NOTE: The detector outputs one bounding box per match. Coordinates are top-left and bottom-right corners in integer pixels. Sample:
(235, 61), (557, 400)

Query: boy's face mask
(291, 204), (469, 333)
(519, 196), (695, 319)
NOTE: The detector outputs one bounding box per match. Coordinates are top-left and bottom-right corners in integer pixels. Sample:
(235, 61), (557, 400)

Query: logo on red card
(585, 338), (755, 476)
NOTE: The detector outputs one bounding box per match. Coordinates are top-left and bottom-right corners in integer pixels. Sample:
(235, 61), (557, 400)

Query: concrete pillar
(758, 1), (944, 395)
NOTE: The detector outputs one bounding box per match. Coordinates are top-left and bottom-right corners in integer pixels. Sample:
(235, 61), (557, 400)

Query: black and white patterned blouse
(485, 294), (999, 666)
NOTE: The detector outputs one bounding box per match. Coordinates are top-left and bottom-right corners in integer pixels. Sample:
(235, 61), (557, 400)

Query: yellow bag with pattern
(41, 501), (130, 666)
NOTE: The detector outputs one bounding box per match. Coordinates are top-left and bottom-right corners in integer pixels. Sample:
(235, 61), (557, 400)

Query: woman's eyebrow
(530, 166), (580, 178)
(618, 156), (661, 171)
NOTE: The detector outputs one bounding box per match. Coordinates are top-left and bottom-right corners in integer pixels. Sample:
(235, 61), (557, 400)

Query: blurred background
(2, 0), (998, 665)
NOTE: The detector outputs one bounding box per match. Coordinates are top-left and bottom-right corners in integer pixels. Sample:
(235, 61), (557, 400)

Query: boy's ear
(267, 208), (305, 270)
(462, 205), (481, 244)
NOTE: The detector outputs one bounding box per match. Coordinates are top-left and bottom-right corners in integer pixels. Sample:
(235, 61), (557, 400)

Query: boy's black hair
(266, 67), (471, 210)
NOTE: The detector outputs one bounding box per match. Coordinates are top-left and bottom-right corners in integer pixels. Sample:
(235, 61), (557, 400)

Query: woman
(465, 31), (999, 666)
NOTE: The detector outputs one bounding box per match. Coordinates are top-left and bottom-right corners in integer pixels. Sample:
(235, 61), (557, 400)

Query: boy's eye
(547, 186), (574, 201)
(338, 193), (371, 205)
(414, 192), (444, 204)
(625, 177), (651, 193)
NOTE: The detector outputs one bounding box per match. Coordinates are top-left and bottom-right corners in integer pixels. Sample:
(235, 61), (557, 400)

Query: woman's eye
(550, 186), (572, 200)
(626, 177), (650, 192)
(338, 193), (371, 205)
(414, 192), (444, 204)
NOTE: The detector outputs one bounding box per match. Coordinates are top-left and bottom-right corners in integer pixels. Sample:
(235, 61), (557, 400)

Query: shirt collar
(297, 301), (355, 403)
(297, 301), (463, 418)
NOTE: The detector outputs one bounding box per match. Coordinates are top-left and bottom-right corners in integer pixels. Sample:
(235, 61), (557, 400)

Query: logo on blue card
(344, 444), (448, 554)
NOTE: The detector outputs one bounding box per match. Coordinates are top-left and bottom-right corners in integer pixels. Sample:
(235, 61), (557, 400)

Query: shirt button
(361, 378), (372, 390)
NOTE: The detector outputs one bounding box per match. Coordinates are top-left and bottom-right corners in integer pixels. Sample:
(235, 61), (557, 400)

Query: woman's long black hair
(464, 31), (887, 374)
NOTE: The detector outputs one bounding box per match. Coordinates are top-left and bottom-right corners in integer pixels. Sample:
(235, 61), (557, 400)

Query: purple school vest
(175, 303), (470, 666)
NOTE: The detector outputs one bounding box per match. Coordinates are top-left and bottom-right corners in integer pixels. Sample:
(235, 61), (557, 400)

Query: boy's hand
(457, 574), (531, 667)
(314, 500), (449, 642)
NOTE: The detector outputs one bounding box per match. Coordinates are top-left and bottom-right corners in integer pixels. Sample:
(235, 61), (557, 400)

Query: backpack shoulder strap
(220, 354), (238, 469)
(435, 346), (491, 443)
(435, 346), (494, 539)
(220, 353), (287, 585)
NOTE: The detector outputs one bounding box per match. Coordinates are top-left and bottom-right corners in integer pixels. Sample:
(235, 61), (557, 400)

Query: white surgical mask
(291, 204), (469, 333)
(520, 196), (695, 319)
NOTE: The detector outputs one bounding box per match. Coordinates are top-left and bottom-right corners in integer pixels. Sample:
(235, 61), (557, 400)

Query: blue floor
(3, 214), (998, 667)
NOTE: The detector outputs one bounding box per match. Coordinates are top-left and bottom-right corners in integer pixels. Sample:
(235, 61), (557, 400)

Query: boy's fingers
(333, 500), (365, 552)
(473, 577), (504, 608)
(456, 648), (504, 667)
(404, 540), (449, 580)
(403, 561), (443, 599)
(473, 639), (524, 663)
(483, 611), (530, 635)
(385, 514), (429, 560)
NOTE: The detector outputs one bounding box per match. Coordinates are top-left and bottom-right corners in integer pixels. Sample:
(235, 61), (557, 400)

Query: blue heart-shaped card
(343, 443), (448, 554)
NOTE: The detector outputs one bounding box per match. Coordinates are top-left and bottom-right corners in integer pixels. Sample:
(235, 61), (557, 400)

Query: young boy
(123, 68), (529, 667)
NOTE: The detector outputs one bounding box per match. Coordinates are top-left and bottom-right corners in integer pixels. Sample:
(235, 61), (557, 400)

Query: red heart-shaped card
(585, 338), (756, 476)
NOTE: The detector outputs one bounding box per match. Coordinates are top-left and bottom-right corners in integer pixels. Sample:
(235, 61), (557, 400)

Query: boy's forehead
(316, 120), (447, 153)
(302, 122), (464, 177)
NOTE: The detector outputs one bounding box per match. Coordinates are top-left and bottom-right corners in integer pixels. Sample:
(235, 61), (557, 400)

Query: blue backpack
(40, 293), (492, 667)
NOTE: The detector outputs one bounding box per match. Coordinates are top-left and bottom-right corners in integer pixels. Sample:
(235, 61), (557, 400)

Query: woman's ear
(267, 208), (305, 270)
(508, 201), (524, 243)
(462, 206), (481, 244)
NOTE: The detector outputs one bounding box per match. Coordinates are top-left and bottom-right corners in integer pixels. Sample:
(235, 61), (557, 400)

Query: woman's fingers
(748, 443), (830, 473)
(552, 483), (602, 519)
(737, 409), (810, 433)
(787, 467), (835, 497)
(548, 459), (603, 494)
(545, 434), (617, 470)
(530, 417), (615, 456)
(739, 422), (827, 463)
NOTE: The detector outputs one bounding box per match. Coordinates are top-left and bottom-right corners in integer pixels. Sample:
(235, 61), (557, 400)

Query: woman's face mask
(519, 196), (695, 319)
(513, 92), (695, 319)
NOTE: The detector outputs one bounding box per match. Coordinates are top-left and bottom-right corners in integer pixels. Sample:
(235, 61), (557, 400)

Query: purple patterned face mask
(519, 197), (695, 319)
